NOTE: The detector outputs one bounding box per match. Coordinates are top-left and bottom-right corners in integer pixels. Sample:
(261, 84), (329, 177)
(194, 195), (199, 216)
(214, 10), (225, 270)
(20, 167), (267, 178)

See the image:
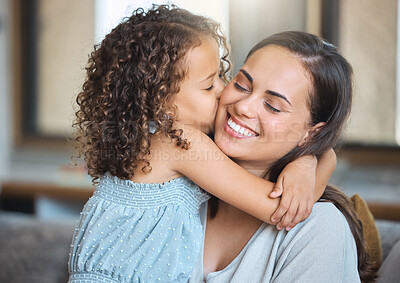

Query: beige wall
(37, 0), (229, 136)
(34, 0), (400, 145)
(37, 0), (94, 136)
(229, 0), (307, 74)
(0, 0), (11, 178)
(339, 0), (397, 145)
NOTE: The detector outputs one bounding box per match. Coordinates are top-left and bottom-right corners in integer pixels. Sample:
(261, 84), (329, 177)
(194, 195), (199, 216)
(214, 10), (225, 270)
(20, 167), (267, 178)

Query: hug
(68, 5), (384, 283)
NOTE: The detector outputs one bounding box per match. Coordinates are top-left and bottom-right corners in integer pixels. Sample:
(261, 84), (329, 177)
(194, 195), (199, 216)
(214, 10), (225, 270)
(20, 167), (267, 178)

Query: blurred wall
(339, 0), (398, 145)
(0, 0), (11, 180)
(229, 0), (307, 74)
(94, 0), (229, 43)
(34, 0), (230, 136)
(37, 0), (94, 136)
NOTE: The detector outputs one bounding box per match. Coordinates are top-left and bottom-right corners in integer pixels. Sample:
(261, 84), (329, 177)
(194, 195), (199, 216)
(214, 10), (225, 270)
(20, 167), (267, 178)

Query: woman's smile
(224, 112), (259, 138)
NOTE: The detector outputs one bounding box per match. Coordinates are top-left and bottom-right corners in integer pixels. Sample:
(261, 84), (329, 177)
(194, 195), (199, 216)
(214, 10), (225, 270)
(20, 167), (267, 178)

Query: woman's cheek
(269, 117), (306, 144)
(262, 117), (287, 143)
(218, 93), (230, 106)
(219, 84), (237, 105)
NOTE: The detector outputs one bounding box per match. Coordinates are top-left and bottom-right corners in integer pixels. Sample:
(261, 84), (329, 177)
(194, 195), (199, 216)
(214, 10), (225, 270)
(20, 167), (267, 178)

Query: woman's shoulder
(272, 201), (357, 266)
(308, 201), (349, 227)
(313, 201), (341, 213)
(289, 201), (354, 245)
(252, 202), (353, 248)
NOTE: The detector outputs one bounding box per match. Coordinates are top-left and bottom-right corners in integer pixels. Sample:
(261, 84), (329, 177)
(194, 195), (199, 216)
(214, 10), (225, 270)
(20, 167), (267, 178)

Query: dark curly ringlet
(73, 5), (231, 184)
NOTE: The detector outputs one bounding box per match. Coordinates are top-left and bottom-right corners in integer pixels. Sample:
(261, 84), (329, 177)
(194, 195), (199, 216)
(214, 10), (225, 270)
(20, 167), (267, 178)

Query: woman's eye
(205, 85), (214, 91)
(234, 82), (249, 92)
(264, 102), (281, 113)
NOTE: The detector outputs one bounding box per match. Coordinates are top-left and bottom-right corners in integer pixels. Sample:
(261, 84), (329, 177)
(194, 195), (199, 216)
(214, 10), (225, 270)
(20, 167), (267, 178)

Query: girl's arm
(270, 149), (337, 230)
(172, 130), (278, 224)
(168, 125), (330, 225)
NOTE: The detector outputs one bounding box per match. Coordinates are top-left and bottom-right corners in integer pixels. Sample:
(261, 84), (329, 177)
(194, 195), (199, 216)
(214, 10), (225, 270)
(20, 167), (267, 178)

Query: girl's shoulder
(97, 172), (210, 212)
(159, 123), (213, 146)
(152, 123), (217, 165)
(130, 124), (205, 182)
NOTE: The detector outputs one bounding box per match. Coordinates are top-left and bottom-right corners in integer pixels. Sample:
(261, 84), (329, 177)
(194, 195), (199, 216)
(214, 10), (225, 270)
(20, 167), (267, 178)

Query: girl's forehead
(183, 38), (220, 78)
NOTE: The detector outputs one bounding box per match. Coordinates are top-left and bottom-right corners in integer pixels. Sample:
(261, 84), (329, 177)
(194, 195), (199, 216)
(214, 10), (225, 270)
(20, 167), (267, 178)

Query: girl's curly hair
(73, 5), (231, 184)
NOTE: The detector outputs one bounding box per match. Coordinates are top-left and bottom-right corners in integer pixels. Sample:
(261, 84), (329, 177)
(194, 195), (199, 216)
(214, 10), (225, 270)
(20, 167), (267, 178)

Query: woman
(190, 31), (377, 282)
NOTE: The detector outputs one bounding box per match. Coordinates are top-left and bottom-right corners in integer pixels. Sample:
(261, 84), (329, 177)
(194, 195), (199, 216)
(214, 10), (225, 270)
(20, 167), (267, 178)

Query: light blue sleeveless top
(68, 173), (210, 283)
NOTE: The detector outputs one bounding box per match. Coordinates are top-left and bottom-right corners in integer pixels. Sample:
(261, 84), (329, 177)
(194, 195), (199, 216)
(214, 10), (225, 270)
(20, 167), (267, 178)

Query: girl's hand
(269, 155), (317, 231)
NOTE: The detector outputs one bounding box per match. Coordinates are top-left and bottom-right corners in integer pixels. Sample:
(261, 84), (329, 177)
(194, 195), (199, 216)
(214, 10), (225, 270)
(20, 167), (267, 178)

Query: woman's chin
(214, 134), (241, 157)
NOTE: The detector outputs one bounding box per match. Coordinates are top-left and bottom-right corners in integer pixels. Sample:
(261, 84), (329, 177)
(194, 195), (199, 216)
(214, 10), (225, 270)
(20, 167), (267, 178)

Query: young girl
(68, 5), (336, 283)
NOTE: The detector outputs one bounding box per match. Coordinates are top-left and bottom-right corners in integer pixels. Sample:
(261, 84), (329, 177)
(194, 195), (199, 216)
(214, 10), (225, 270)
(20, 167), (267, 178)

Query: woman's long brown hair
(210, 31), (378, 282)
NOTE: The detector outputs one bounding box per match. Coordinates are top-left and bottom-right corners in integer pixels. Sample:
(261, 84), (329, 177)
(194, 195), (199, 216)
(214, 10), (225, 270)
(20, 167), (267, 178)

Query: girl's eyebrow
(201, 71), (217, 83)
(239, 69), (253, 83)
(266, 90), (292, 106)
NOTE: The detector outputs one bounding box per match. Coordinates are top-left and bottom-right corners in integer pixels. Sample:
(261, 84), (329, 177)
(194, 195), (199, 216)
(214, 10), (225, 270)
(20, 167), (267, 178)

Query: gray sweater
(190, 202), (360, 283)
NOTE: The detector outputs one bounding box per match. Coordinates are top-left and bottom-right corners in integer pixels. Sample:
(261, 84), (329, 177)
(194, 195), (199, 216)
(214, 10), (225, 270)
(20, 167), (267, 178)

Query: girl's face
(214, 45), (315, 170)
(173, 37), (224, 134)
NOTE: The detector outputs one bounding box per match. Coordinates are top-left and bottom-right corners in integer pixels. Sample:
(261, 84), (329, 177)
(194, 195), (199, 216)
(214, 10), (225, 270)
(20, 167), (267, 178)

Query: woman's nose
(234, 94), (257, 119)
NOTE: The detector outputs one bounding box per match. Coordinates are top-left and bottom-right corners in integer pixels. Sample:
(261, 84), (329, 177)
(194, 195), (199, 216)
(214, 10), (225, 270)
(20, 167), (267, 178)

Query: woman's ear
(298, 122), (326, 147)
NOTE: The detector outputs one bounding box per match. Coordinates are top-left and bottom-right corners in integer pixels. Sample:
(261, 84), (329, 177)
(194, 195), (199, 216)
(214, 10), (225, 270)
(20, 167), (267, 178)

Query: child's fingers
(301, 199), (314, 222)
(286, 201), (307, 230)
(276, 198), (298, 230)
(269, 177), (284, 198)
(271, 192), (291, 223)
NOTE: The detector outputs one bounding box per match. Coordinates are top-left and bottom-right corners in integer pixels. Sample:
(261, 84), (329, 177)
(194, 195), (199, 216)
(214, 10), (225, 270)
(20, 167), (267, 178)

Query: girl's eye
(264, 102), (281, 113)
(234, 82), (249, 93)
(205, 85), (214, 91)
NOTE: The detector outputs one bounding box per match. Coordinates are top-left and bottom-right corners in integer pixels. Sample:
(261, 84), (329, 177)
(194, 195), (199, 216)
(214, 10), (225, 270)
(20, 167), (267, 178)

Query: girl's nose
(216, 78), (225, 99)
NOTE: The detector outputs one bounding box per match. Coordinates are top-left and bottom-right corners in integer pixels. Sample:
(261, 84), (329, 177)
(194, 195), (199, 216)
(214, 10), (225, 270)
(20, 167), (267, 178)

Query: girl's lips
(224, 113), (259, 139)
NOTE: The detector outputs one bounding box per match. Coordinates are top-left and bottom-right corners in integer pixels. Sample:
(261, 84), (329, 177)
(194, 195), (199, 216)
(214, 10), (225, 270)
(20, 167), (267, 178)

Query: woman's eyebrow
(239, 69), (253, 83)
(266, 90), (292, 106)
(239, 68), (291, 106)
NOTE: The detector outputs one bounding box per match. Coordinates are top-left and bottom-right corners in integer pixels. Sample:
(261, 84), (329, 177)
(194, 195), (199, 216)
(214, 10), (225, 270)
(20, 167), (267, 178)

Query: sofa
(0, 212), (399, 283)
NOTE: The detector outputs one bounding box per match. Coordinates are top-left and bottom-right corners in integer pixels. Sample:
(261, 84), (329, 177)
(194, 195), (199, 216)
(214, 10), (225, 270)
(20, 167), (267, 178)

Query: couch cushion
(376, 219), (400, 260)
(0, 212), (77, 283)
(351, 194), (382, 266)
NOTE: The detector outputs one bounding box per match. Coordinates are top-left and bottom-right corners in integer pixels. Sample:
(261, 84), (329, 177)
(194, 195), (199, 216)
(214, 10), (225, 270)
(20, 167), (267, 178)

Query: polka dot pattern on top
(68, 173), (209, 283)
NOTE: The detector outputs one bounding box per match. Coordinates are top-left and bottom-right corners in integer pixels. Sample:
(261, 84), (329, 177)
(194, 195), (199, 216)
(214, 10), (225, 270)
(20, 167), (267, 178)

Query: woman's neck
(233, 159), (269, 179)
(210, 159), (267, 223)
(208, 158), (271, 225)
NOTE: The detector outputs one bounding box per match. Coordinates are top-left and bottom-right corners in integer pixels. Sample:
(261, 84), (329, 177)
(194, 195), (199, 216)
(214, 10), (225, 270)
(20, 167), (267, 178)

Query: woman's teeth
(227, 118), (256, 137)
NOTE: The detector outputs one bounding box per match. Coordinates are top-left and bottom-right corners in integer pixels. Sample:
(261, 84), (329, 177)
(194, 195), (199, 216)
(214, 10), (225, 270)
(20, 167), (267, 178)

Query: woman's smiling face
(214, 45), (314, 169)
